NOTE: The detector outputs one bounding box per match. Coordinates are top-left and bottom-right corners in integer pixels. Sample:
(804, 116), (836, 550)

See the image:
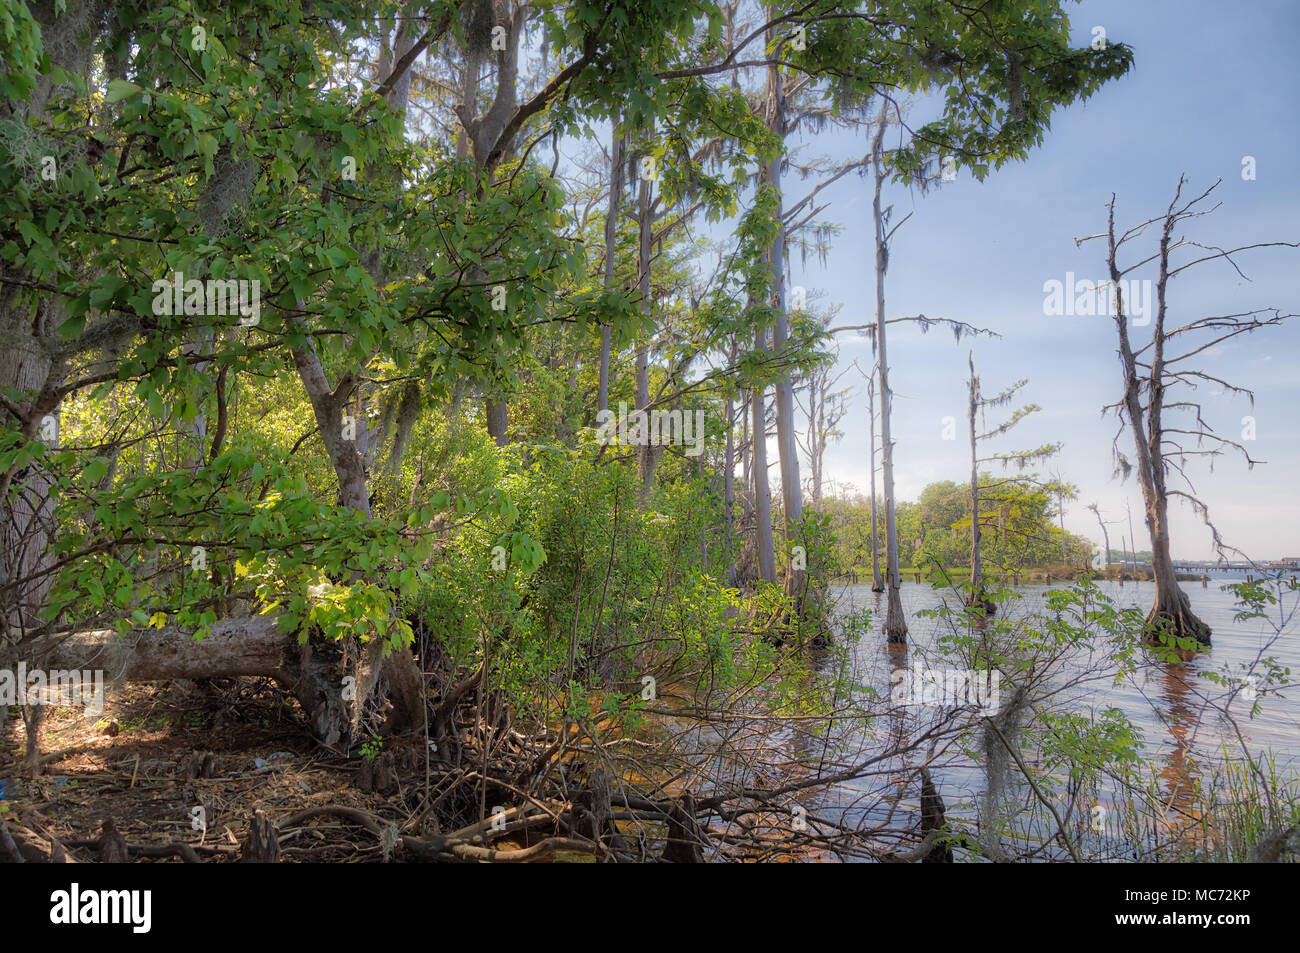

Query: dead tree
(965, 351), (1058, 613)
(795, 340), (850, 507)
(837, 102), (998, 641)
(870, 105), (907, 642)
(1079, 176), (1298, 646)
(865, 365), (883, 591)
(1086, 502), (1113, 571)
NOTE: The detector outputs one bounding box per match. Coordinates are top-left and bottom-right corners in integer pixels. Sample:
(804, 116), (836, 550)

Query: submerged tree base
(1144, 594), (1212, 648)
(966, 591), (998, 617)
(883, 586), (909, 643)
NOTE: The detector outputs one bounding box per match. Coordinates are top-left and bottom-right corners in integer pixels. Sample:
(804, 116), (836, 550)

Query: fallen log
(18, 618), (352, 748)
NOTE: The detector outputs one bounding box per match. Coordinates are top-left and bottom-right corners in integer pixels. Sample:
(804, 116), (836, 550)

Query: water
(805, 575), (1300, 856)
(835, 576), (1299, 758)
(648, 574), (1297, 858)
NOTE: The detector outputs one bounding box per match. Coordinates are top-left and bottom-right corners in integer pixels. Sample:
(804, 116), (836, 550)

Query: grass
(1101, 748), (1300, 862)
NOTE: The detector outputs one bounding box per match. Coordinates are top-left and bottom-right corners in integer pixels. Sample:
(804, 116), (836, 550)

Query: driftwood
(0, 818), (78, 863)
(0, 817), (212, 863)
(54, 838), (224, 862)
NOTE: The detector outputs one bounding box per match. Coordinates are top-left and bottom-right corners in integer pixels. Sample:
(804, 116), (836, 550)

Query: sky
(781, 0), (1300, 561)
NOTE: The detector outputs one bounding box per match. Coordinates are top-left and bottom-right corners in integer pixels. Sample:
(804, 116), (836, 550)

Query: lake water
(805, 575), (1300, 856)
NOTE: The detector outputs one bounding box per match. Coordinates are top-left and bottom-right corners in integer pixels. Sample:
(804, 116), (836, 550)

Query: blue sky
(785, 0), (1300, 560)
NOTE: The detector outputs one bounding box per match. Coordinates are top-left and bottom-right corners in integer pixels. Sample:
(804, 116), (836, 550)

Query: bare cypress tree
(965, 351), (1059, 613)
(870, 106), (906, 642)
(1079, 176), (1298, 646)
(1087, 502), (1113, 571)
(1048, 471), (1077, 564)
(866, 367), (883, 592)
(796, 341), (849, 507)
(831, 102), (996, 640)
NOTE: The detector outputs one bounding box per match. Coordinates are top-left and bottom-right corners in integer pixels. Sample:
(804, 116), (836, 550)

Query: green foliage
(825, 476), (1093, 574)
(0, 1), (1137, 786)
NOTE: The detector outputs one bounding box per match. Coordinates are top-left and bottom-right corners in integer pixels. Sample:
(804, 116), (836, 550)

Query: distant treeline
(823, 477), (1094, 572)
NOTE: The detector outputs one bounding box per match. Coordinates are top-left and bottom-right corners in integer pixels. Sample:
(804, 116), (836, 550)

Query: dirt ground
(0, 678), (453, 862)
(2, 676), (842, 863)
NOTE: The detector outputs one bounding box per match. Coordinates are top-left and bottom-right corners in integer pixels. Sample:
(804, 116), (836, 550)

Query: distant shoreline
(834, 566), (1281, 585)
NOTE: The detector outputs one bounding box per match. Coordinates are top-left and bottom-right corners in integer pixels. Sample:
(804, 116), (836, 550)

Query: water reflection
(1151, 660), (1200, 831)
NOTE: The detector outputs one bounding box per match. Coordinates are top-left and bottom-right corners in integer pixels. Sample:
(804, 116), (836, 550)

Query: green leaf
(105, 78), (144, 103)
(89, 274), (126, 309)
(58, 314), (85, 340)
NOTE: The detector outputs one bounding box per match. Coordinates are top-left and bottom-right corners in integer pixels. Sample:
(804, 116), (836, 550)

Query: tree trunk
(1106, 203), (1210, 646)
(741, 389), (751, 495)
(635, 166), (660, 496)
(807, 369), (824, 506)
(485, 398), (509, 447)
(0, 313), (60, 643)
(872, 111), (906, 643)
(0, 0), (98, 651)
(965, 353), (996, 614)
(460, 6), (527, 442)
(1145, 486), (1210, 644)
(0, 3), (97, 765)
(751, 329), (777, 584)
(1058, 489), (1067, 562)
(283, 19), (435, 737)
(867, 372), (883, 592)
(763, 21), (804, 597)
(1089, 506), (1111, 573)
(598, 120), (623, 416)
(724, 344), (737, 587)
(242, 810), (281, 863)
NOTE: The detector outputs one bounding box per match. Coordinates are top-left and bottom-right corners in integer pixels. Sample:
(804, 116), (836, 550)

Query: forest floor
(1, 672), (882, 863)
(0, 679), (507, 862)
